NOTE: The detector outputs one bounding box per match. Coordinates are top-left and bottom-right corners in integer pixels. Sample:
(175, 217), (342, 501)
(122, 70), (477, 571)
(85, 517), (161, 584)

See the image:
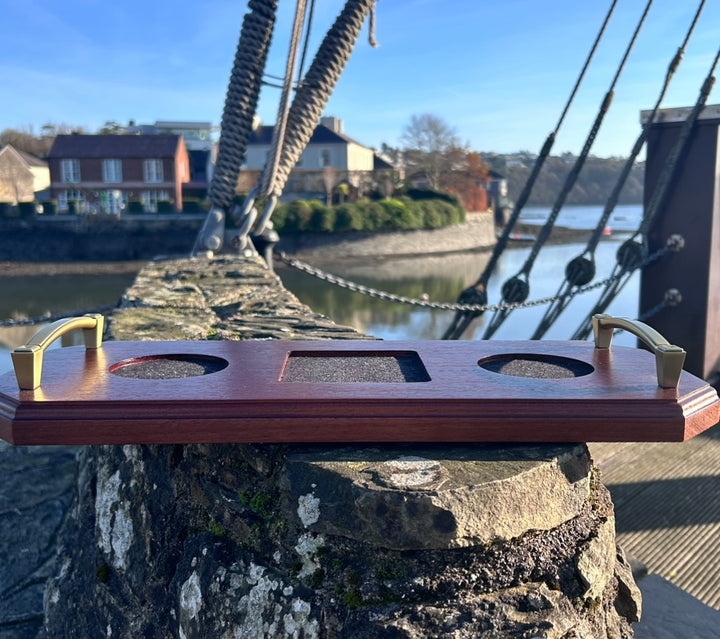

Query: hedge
(272, 196), (465, 234)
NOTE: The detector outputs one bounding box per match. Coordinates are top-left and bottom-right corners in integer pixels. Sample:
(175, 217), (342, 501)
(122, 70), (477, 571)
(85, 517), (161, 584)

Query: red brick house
(47, 134), (189, 213)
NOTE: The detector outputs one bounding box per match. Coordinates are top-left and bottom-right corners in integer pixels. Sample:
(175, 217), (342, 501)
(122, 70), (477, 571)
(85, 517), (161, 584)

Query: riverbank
(0, 260), (146, 277)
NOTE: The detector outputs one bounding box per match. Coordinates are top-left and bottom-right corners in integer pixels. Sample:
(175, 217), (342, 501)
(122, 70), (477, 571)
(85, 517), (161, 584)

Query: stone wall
(42, 254), (641, 638)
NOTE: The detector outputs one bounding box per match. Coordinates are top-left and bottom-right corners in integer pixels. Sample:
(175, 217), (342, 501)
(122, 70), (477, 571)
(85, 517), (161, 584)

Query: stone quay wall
(38, 254), (641, 638)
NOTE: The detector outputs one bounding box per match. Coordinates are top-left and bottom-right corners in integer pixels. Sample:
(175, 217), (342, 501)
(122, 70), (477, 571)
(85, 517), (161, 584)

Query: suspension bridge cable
(480, 0), (655, 340)
(441, 0), (619, 340)
(234, 0), (377, 241)
(571, 44), (720, 341)
(530, 0), (707, 340)
(296, 0), (317, 87)
(192, 0), (278, 256)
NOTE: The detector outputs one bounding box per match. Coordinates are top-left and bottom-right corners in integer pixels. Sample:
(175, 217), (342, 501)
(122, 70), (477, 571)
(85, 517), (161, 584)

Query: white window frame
(103, 159), (122, 183)
(320, 149), (331, 168)
(58, 189), (87, 212)
(60, 159), (81, 183)
(143, 159), (164, 183)
(101, 189), (126, 214)
(141, 190), (169, 213)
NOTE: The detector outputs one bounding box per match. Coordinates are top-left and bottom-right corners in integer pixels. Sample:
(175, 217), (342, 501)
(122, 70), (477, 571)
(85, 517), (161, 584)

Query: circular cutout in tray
(109, 354), (229, 379)
(478, 354), (593, 379)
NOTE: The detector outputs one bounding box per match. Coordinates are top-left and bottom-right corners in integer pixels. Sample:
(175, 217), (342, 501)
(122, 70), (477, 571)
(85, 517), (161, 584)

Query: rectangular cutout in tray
(280, 350), (431, 383)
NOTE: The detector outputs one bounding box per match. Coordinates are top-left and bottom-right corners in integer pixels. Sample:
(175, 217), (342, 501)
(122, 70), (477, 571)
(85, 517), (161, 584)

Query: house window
(103, 159), (122, 183)
(143, 159), (164, 183)
(58, 190), (86, 212)
(320, 150), (331, 168)
(101, 190), (126, 214)
(141, 190), (169, 213)
(60, 159), (81, 183)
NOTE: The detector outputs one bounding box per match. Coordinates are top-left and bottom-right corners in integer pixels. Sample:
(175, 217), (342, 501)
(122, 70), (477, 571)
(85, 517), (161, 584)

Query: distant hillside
(483, 153), (645, 206)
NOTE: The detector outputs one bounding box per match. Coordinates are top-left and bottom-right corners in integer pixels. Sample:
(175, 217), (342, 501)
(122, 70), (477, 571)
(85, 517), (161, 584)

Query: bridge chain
(0, 243), (673, 330)
(275, 244), (672, 315)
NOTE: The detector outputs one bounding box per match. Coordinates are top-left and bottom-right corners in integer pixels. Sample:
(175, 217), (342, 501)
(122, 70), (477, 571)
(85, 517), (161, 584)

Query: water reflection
(276, 239), (639, 344)
(0, 236), (640, 378)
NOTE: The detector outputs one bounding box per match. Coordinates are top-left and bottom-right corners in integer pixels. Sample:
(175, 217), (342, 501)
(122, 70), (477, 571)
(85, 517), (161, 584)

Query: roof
(248, 124), (367, 148)
(0, 145), (47, 168)
(155, 121), (212, 129)
(48, 134), (182, 159)
(373, 154), (394, 170)
(16, 149), (48, 168)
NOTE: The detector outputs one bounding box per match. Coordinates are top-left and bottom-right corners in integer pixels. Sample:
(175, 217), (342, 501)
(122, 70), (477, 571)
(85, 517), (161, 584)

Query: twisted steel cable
(209, 0), (278, 211)
(271, 0), (375, 196)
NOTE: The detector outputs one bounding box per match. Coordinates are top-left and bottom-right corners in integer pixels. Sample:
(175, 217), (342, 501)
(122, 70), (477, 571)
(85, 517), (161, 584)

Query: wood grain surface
(1, 340), (718, 445)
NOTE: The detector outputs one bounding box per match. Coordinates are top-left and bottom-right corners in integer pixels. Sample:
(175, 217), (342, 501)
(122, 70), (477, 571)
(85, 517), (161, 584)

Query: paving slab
(634, 574), (720, 639)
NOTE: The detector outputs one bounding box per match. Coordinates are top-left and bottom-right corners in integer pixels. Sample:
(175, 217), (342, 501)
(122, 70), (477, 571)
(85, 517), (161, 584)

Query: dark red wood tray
(1, 339), (718, 445)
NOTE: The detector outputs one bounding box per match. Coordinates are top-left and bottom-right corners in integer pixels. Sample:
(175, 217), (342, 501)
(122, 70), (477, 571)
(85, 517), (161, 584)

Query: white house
(240, 116), (392, 201)
(0, 145), (50, 204)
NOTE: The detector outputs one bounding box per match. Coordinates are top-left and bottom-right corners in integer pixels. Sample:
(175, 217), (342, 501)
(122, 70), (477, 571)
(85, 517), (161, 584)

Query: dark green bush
(127, 200), (144, 213)
(41, 200), (57, 215)
(182, 198), (206, 213)
(282, 200), (313, 232)
(404, 187), (461, 206)
(334, 203), (364, 231)
(380, 198), (418, 229)
(270, 196), (465, 233)
(157, 200), (174, 213)
(307, 200), (335, 232)
(67, 201), (77, 215)
(18, 202), (36, 218)
(271, 202), (289, 231)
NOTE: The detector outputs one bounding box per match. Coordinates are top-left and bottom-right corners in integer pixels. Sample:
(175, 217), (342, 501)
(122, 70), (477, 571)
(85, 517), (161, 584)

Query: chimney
(320, 116), (343, 134)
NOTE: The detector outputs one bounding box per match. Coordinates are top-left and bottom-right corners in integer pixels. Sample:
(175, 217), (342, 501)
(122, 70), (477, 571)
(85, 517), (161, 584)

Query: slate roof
(0, 145), (47, 168)
(373, 155), (394, 170)
(48, 135), (182, 158)
(247, 124), (365, 148)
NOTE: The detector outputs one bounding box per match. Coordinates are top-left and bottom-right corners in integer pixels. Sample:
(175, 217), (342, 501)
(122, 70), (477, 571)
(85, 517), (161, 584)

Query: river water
(0, 204), (643, 376)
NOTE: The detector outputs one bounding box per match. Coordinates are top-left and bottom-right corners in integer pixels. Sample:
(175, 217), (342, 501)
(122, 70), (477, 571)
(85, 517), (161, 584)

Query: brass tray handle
(11, 314), (104, 390)
(592, 313), (686, 389)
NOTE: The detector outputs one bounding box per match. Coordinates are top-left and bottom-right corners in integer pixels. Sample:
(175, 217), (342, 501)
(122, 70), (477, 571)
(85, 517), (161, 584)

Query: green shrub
(380, 198), (417, 229)
(182, 197), (205, 213)
(307, 200), (335, 232)
(417, 201), (443, 228)
(67, 201), (77, 215)
(127, 200), (144, 213)
(334, 203), (364, 231)
(271, 202), (289, 231)
(18, 202), (36, 218)
(282, 200), (313, 232)
(351, 199), (385, 231)
(157, 200), (174, 213)
(269, 195), (465, 234)
(405, 187), (461, 206)
(41, 200), (57, 215)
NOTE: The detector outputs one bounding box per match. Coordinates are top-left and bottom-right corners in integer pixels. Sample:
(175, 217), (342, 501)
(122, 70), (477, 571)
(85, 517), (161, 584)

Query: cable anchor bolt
(664, 289), (682, 306)
(667, 234), (685, 251)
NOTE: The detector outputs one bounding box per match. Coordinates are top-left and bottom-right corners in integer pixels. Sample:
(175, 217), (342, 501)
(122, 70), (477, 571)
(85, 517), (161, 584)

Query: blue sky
(1, 0), (717, 157)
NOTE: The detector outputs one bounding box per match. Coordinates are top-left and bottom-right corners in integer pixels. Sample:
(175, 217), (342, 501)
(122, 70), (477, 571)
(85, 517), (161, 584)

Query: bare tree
(400, 114), (461, 190)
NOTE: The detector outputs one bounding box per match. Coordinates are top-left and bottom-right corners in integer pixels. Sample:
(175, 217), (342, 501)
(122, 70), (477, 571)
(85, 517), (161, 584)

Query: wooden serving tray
(1, 337), (718, 445)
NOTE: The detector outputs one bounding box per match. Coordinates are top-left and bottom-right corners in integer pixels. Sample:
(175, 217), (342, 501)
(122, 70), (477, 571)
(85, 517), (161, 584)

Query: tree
(440, 150), (490, 212)
(0, 122), (84, 158)
(97, 120), (125, 134)
(400, 114), (460, 190)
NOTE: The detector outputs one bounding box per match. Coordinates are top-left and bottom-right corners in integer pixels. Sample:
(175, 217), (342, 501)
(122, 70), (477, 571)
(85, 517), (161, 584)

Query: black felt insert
(478, 354), (593, 379)
(282, 352), (430, 383)
(110, 355), (228, 379)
